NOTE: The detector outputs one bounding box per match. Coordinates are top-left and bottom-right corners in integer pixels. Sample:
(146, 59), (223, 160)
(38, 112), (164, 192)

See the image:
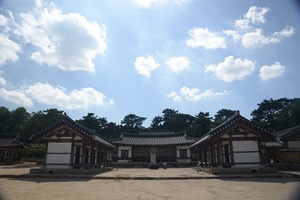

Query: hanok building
(0, 134), (28, 162)
(31, 114), (115, 170)
(274, 125), (300, 163)
(191, 111), (277, 172)
(112, 131), (197, 164)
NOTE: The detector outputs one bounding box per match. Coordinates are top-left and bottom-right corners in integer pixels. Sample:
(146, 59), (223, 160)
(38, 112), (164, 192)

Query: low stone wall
(199, 166), (277, 175)
(30, 167), (111, 174)
(280, 153), (300, 163)
(115, 162), (198, 168)
(266, 163), (300, 171)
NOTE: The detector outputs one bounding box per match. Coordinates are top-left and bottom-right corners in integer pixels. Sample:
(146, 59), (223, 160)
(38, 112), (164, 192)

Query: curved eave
(191, 135), (210, 148)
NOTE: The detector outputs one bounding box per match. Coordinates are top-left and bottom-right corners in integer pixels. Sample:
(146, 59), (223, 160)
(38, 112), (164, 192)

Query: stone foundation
(199, 166), (277, 175)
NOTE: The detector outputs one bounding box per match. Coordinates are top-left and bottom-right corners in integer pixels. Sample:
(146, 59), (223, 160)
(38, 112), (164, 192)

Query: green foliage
(121, 114), (147, 133)
(21, 143), (45, 160)
(251, 98), (300, 132)
(213, 109), (236, 126)
(0, 107), (64, 142)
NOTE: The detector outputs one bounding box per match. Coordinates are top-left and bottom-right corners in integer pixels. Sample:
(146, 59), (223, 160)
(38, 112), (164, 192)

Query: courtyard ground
(0, 163), (300, 200)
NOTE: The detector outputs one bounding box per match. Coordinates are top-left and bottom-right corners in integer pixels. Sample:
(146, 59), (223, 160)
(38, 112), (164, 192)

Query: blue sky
(0, 0), (299, 126)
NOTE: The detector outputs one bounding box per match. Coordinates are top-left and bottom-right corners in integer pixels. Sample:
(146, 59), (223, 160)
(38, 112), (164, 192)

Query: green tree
(290, 99), (300, 125)
(77, 113), (110, 135)
(150, 116), (164, 130)
(195, 112), (212, 137)
(0, 106), (11, 135)
(213, 109), (235, 126)
(161, 108), (178, 130)
(9, 107), (30, 134)
(43, 108), (64, 124)
(121, 114), (146, 133)
(23, 111), (47, 142)
(251, 98), (300, 131)
(104, 122), (121, 139)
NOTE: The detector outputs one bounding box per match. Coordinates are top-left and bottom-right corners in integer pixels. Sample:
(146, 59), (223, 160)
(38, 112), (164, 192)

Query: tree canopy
(251, 98), (300, 132)
(0, 97), (299, 142)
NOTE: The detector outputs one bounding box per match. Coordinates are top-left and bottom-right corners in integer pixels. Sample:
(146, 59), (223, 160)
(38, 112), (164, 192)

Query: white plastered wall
(287, 141), (300, 150)
(232, 140), (260, 167)
(46, 142), (72, 168)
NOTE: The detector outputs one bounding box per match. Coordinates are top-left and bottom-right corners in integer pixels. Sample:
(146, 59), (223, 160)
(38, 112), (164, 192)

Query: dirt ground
(0, 164), (300, 200)
(1, 177), (300, 200)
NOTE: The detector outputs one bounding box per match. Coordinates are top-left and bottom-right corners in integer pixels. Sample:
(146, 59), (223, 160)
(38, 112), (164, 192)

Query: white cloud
(205, 56), (255, 82)
(241, 29), (272, 48)
(244, 6), (270, 24)
(259, 62), (285, 81)
(0, 82), (114, 109)
(224, 6), (294, 48)
(25, 82), (114, 109)
(0, 71), (6, 86)
(0, 77), (7, 86)
(166, 56), (190, 74)
(167, 92), (182, 102)
(14, 0), (107, 72)
(0, 34), (21, 65)
(241, 27), (295, 48)
(180, 87), (213, 101)
(133, 0), (189, 8)
(235, 19), (250, 30)
(186, 28), (226, 49)
(0, 88), (33, 107)
(223, 30), (240, 42)
(168, 86), (229, 102)
(274, 26), (295, 38)
(0, 14), (8, 26)
(133, 0), (157, 8)
(134, 56), (160, 78)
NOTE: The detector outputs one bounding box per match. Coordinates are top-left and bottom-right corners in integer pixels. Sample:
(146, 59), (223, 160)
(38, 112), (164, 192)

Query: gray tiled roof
(274, 125), (300, 140)
(264, 141), (284, 148)
(112, 132), (197, 146)
(0, 135), (28, 149)
(31, 113), (115, 149)
(191, 111), (275, 147)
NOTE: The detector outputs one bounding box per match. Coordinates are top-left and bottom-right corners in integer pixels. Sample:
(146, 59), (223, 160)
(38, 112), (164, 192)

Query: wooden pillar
(220, 142), (224, 164)
(70, 139), (75, 167)
(257, 138), (263, 165)
(85, 147), (89, 165)
(210, 145), (214, 166)
(159, 146), (161, 162)
(6, 148), (10, 160)
(217, 142), (221, 166)
(90, 144), (95, 167)
(203, 147), (207, 166)
(104, 148), (107, 162)
(146, 146), (148, 162)
(43, 142), (48, 167)
(97, 145), (101, 165)
(229, 135), (235, 166)
(81, 141), (86, 169)
(198, 148), (202, 163)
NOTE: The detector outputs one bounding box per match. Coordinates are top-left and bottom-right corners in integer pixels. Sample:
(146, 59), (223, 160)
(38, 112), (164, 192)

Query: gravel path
(0, 164), (300, 199)
(1, 177), (300, 200)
